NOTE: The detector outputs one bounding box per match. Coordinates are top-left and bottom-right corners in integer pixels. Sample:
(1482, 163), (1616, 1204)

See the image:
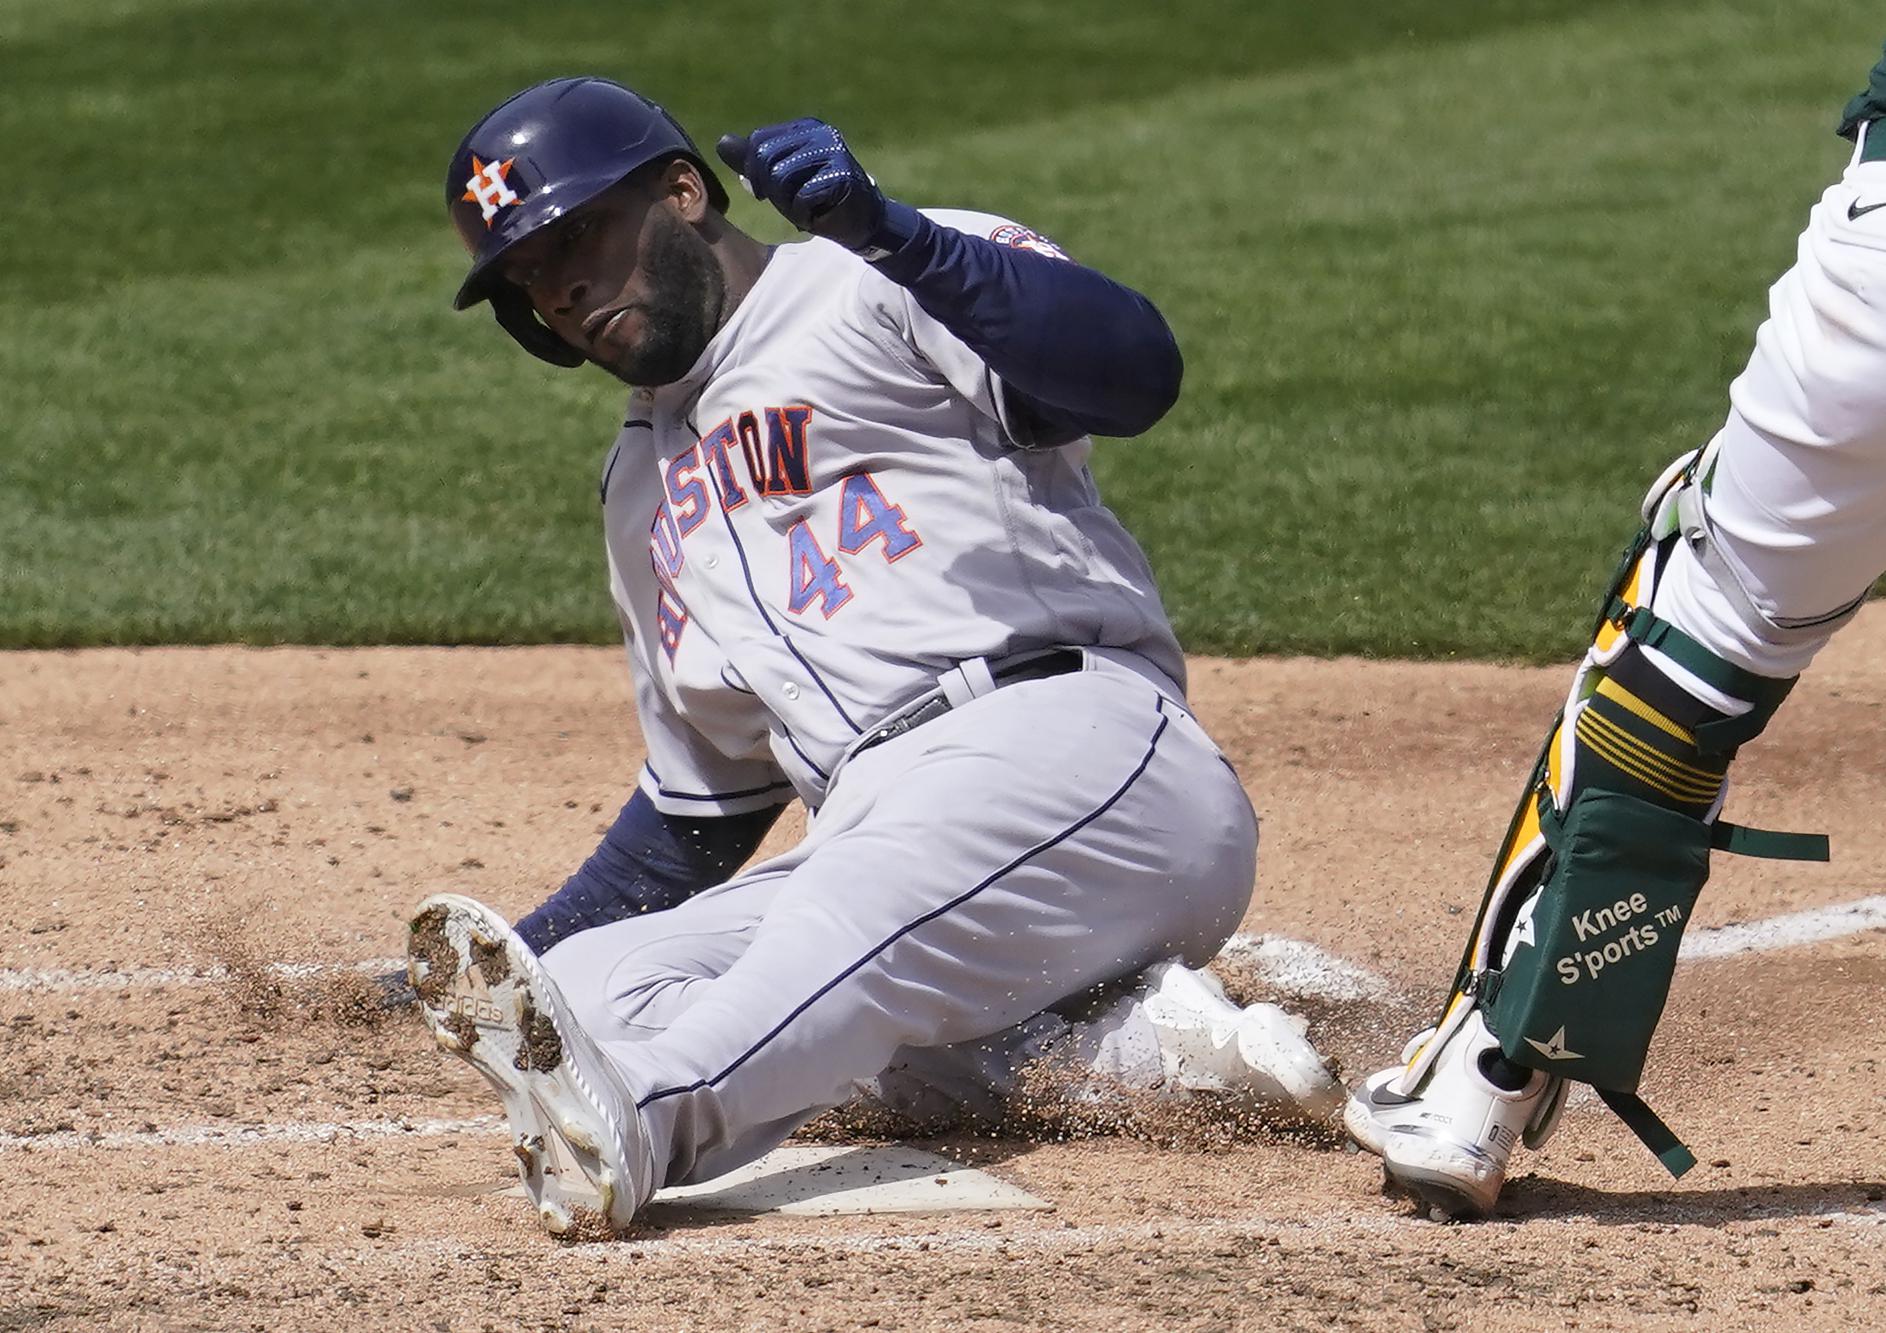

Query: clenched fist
(715, 118), (908, 258)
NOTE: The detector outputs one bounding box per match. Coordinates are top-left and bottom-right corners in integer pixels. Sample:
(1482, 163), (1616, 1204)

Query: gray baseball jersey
(600, 209), (1187, 812)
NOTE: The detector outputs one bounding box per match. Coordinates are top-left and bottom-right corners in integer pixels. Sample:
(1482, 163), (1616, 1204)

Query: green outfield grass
(2, 0), (1880, 657)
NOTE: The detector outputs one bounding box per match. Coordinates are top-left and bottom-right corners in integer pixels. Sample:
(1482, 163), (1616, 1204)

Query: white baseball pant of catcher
(1654, 127), (1886, 676)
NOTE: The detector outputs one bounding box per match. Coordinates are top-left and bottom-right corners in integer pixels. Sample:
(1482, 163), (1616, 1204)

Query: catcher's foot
(1343, 1025), (1437, 1159)
(407, 893), (649, 1236)
(1344, 1010), (1555, 1219)
(1138, 961), (1345, 1124)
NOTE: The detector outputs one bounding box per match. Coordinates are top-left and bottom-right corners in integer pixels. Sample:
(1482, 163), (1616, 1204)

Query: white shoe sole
(1342, 1068), (1405, 1158)
(1348, 1075), (1515, 1218)
(407, 893), (642, 1236)
(1379, 1128), (1505, 1219)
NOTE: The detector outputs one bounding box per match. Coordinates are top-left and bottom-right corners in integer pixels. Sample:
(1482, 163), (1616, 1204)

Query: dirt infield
(4, 615), (1886, 1330)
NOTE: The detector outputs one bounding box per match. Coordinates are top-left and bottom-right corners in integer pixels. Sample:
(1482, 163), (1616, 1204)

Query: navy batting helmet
(446, 77), (729, 365)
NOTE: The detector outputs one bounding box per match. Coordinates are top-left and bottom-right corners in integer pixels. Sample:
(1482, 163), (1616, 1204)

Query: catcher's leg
(1347, 121), (1886, 1217)
(1345, 445), (1838, 1218)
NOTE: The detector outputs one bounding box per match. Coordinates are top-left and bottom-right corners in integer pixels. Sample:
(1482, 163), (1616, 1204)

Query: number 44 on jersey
(648, 404), (926, 656)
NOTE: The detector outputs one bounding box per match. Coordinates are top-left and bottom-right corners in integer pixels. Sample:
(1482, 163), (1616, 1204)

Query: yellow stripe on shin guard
(1594, 676), (1694, 746)
(1575, 709), (1723, 805)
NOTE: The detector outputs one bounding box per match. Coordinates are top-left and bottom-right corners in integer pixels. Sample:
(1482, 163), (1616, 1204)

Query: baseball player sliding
(1347, 43), (1886, 1218)
(412, 77), (1340, 1235)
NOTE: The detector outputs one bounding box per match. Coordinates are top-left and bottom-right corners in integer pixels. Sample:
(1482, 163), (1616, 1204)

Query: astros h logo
(463, 156), (521, 226)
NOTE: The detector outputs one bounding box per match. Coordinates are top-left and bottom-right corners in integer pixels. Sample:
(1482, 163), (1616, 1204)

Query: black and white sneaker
(1343, 1010), (1556, 1219)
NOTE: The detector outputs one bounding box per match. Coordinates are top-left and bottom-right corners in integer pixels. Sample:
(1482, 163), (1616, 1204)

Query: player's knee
(1150, 716), (1258, 953)
(1635, 441), (1862, 680)
(1578, 448), (1804, 761)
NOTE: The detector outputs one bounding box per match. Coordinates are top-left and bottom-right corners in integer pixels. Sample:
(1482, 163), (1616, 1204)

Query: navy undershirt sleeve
(514, 789), (785, 955)
(869, 201), (1183, 442)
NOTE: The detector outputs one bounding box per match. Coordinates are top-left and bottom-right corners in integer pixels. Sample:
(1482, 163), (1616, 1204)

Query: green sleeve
(1838, 39), (1886, 139)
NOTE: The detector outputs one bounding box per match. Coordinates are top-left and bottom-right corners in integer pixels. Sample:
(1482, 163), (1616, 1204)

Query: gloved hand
(715, 118), (915, 258)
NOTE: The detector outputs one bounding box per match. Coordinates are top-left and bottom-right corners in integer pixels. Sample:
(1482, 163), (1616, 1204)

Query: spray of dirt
(181, 906), (398, 1031)
(795, 955), (1399, 1153)
(995, 1060), (1347, 1153)
(799, 1063), (1345, 1154)
(795, 1100), (933, 1145)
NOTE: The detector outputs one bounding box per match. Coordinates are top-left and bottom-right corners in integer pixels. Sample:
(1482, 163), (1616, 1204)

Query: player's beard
(594, 209), (726, 388)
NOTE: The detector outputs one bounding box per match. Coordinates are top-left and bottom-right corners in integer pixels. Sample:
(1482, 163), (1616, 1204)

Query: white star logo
(1524, 1027), (1583, 1061)
(1512, 894), (1539, 950)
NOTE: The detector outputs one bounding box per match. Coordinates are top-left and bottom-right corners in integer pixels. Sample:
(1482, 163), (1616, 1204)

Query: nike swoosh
(1368, 1085), (1419, 1107)
(1849, 199), (1886, 220)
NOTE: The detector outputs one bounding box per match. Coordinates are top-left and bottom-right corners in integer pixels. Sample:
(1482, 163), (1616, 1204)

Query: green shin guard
(1486, 788), (1712, 1097)
(1482, 782), (1826, 1174)
(1446, 477), (1830, 1176)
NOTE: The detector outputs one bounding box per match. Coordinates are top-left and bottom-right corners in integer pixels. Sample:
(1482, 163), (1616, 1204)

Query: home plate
(499, 1144), (1050, 1216)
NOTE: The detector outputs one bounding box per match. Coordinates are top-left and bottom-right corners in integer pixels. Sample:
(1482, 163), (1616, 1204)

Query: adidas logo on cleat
(446, 991), (508, 1027)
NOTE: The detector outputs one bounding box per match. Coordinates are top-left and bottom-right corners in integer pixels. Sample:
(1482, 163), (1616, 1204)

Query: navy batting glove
(715, 118), (920, 259)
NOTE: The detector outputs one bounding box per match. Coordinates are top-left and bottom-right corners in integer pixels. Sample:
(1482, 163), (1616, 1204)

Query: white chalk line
(352, 1195), (1886, 1264)
(532, 1210), (1421, 1260)
(1218, 933), (1393, 1000)
(301, 1210), (1424, 1273)
(335, 1194), (1886, 1265)
(0, 956), (406, 994)
(6, 892), (1885, 1002)
(0, 1114), (504, 1153)
(1220, 890), (1886, 998)
(1677, 893), (1886, 961)
(10, 895), (1875, 1158)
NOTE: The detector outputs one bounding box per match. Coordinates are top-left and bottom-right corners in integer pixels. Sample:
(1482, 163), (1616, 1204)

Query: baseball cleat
(1138, 961), (1345, 1124)
(1344, 1009), (1555, 1219)
(1343, 1026), (1437, 1158)
(407, 893), (649, 1237)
